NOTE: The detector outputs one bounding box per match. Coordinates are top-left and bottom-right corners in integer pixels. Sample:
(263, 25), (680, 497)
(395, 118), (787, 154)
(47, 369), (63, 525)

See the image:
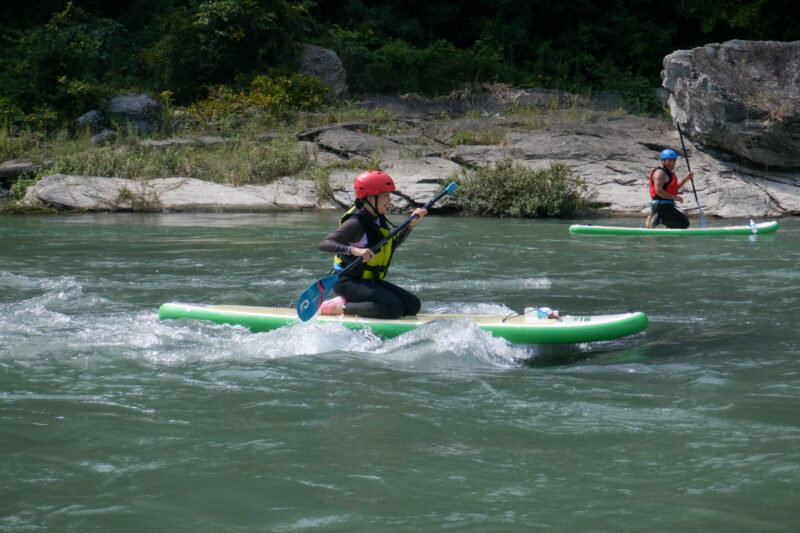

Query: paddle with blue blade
(677, 124), (707, 227)
(296, 182), (457, 321)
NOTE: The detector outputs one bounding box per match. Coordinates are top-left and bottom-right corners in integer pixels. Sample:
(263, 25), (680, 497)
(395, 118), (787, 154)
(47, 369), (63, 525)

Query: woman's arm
(318, 218), (364, 254)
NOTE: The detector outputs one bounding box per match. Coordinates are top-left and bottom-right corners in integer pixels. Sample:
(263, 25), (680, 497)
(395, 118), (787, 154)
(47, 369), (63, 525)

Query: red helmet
(354, 170), (395, 199)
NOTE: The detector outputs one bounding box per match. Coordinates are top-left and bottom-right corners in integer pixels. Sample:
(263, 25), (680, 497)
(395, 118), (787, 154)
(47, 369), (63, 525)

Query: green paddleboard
(158, 303), (649, 345)
(569, 220), (779, 236)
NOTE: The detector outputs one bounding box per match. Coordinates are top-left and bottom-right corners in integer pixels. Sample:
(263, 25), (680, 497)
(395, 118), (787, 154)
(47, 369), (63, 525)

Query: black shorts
(651, 202), (689, 229)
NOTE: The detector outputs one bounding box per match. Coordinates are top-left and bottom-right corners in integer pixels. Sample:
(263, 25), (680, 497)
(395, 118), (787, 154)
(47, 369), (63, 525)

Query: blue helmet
(660, 148), (678, 160)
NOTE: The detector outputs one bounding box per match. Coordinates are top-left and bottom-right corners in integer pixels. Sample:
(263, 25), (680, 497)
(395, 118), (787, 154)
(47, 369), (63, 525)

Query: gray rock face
(663, 40), (800, 169)
(139, 136), (226, 148)
(76, 110), (105, 134)
(325, 158), (463, 210)
(91, 129), (114, 144)
(23, 174), (339, 212)
(106, 94), (161, 134)
(0, 159), (47, 180)
(357, 89), (587, 118)
(295, 110), (800, 218)
(0, 159), (48, 195)
(23, 103), (800, 218)
(300, 44), (348, 100)
(315, 128), (410, 160)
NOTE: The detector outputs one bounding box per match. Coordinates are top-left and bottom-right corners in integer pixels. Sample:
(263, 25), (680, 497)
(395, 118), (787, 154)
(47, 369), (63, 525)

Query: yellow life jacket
(333, 206), (397, 280)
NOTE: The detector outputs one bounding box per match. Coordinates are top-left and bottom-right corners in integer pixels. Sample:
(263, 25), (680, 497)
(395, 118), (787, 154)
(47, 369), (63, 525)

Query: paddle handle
(676, 124), (706, 227)
(677, 124), (692, 174)
(336, 182), (456, 277)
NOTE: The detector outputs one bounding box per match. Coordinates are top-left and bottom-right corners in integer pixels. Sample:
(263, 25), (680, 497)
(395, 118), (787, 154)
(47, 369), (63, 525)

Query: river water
(1, 212), (798, 532)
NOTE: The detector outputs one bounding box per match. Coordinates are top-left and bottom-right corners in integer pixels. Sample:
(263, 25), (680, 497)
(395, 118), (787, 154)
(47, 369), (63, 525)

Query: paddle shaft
(676, 124), (707, 227)
(335, 185), (454, 277)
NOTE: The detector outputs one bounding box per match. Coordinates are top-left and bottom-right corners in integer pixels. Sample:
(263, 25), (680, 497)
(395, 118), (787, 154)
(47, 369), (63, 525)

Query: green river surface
(1, 212), (798, 532)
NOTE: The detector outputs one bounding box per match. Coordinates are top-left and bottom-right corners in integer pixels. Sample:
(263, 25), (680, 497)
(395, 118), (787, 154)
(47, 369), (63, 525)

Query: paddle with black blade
(296, 182), (457, 321)
(677, 123), (707, 227)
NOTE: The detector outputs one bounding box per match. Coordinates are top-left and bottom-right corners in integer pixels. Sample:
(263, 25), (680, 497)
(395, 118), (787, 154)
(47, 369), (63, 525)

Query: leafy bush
(188, 74), (330, 132)
(248, 74), (330, 112)
(452, 158), (595, 217)
(9, 177), (37, 201)
(139, 6), (210, 103)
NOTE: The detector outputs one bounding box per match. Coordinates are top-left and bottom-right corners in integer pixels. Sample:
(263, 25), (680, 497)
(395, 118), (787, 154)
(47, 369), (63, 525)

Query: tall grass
(45, 134), (314, 185)
(0, 128), (46, 162)
(449, 129), (506, 146)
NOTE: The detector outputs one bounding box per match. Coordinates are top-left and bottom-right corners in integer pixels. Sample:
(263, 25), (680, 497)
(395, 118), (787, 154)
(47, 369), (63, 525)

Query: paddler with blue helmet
(316, 170), (428, 318)
(645, 148), (695, 228)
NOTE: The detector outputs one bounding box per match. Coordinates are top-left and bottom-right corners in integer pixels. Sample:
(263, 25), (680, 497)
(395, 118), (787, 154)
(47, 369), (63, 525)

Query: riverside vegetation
(2, 1), (796, 216)
(3, 0), (795, 129)
(1, 83), (599, 217)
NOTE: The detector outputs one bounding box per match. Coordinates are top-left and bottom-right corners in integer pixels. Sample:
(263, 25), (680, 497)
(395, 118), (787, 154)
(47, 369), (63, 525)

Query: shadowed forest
(1, 0), (797, 131)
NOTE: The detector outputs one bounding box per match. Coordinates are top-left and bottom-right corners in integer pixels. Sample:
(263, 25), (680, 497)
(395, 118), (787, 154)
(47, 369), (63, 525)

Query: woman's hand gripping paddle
(296, 182), (457, 321)
(677, 124), (707, 227)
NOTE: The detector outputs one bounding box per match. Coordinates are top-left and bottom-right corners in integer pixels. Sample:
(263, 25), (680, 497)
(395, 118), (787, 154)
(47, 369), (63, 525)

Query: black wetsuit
(332, 277), (420, 319)
(318, 210), (420, 319)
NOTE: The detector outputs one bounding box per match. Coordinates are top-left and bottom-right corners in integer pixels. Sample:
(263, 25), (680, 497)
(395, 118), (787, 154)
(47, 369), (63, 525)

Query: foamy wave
(408, 277), (551, 292)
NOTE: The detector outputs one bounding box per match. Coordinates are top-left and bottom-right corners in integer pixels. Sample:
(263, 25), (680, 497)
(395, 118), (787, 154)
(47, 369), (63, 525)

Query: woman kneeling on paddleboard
(317, 170), (428, 318)
(646, 148), (695, 229)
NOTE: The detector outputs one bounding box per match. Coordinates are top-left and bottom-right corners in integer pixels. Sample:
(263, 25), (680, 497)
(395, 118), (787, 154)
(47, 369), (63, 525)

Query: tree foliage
(0, 0), (797, 129)
(0, 3), (126, 128)
(142, 0), (313, 101)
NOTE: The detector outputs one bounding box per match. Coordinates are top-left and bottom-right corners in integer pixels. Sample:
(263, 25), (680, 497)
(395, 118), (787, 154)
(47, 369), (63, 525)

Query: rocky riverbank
(14, 105), (799, 219)
(7, 40), (800, 219)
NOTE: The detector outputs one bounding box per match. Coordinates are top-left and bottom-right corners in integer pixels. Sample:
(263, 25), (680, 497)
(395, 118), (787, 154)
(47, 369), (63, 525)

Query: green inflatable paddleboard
(158, 303), (649, 345)
(569, 220), (779, 236)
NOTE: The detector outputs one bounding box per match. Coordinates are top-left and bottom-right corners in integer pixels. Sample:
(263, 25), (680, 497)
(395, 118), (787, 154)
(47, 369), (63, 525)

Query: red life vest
(649, 167), (678, 199)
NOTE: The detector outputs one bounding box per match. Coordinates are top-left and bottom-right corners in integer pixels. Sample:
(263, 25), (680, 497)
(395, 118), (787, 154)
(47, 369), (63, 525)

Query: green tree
(2, 0), (800, 130)
(676, 0), (799, 41)
(0, 2), (126, 126)
(142, 0), (314, 102)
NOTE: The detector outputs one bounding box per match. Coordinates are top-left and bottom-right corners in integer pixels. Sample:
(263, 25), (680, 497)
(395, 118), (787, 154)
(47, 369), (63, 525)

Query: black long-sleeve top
(318, 216), (412, 255)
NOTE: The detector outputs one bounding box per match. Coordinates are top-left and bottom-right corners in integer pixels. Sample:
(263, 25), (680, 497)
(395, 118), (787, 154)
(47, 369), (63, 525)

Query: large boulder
(76, 110), (105, 134)
(299, 44), (348, 100)
(0, 159), (47, 181)
(663, 40), (800, 169)
(106, 94), (161, 134)
(0, 159), (48, 196)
